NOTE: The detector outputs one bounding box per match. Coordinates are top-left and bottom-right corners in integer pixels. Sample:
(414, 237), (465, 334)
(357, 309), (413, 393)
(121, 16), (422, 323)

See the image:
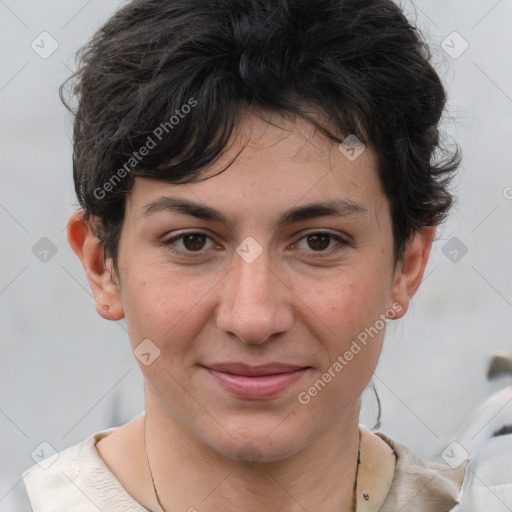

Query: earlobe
(389, 226), (436, 319)
(66, 210), (125, 321)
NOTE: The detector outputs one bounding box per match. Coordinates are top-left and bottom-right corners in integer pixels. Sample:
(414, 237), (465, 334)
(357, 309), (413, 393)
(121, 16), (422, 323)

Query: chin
(200, 419), (313, 464)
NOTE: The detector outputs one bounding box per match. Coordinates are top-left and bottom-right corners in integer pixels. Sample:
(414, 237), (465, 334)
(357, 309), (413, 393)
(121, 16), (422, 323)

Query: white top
(22, 426), (512, 512)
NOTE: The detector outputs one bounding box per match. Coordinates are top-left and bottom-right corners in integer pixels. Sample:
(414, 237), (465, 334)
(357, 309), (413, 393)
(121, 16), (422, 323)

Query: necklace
(144, 421), (362, 512)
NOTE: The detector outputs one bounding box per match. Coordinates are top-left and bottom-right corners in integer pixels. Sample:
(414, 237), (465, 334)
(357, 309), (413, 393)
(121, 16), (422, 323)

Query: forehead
(126, 111), (387, 225)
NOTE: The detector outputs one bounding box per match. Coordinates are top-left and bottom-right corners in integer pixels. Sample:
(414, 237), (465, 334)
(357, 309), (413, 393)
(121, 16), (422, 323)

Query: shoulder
(22, 426), (149, 512)
(373, 431), (467, 512)
(451, 433), (512, 512)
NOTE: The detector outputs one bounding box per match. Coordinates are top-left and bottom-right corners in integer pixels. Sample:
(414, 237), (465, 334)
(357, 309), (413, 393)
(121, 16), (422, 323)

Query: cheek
(120, 261), (209, 351)
(120, 259), (238, 381)
(293, 262), (391, 396)
(296, 264), (391, 340)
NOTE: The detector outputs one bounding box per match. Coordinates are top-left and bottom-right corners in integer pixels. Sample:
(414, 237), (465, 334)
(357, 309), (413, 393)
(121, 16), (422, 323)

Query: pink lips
(203, 362), (310, 399)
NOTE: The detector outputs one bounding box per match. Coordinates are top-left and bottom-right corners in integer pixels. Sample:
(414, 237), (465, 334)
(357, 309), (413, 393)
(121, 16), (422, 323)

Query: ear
(389, 226), (436, 320)
(66, 210), (124, 321)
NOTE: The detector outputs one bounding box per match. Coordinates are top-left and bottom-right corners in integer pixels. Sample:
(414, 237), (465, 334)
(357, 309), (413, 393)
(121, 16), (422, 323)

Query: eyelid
(162, 229), (220, 256)
(297, 228), (351, 242)
(291, 230), (350, 257)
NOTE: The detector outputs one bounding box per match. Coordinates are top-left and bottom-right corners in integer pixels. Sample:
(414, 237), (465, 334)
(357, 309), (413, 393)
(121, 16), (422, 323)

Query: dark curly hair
(60, 0), (460, 275)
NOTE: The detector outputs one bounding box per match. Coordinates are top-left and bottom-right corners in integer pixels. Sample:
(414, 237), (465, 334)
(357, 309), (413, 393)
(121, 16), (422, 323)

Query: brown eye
(182, 233), (207, 251)
(294, 231), (349, 259)
(162, 231), (217, 257)
(306, 233), (331, 251)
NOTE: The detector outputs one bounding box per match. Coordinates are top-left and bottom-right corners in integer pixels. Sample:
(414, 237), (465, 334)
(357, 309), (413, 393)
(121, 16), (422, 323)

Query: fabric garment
(449, 432), (512, 512)
(22, 425), (512, 512)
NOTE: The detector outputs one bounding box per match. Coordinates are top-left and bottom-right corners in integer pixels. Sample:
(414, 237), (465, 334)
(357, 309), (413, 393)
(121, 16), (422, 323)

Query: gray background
(1, 0), (511, 510)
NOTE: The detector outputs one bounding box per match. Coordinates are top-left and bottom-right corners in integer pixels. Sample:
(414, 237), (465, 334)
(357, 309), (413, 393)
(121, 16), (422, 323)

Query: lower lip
(204, 367), (309, 399)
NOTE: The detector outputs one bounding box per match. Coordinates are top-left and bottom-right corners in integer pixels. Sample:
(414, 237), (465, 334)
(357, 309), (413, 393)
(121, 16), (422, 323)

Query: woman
(22, 0), (512, 510)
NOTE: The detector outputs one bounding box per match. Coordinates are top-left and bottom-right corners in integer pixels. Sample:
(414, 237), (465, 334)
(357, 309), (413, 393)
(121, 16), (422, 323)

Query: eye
(293, 231), (349, 258)
(162, 231), (218, 257)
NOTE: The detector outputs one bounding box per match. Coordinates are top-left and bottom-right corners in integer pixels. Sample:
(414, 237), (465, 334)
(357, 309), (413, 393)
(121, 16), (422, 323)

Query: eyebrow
(141, 196), (368, 229)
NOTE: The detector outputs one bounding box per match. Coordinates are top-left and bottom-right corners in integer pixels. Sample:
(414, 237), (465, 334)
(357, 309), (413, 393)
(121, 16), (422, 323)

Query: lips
(205, 362), (308, 376)
(201, 362), (310, 399)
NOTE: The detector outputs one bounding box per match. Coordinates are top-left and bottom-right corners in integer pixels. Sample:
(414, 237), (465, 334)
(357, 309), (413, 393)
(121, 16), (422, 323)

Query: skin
(67, 110), (435, 512)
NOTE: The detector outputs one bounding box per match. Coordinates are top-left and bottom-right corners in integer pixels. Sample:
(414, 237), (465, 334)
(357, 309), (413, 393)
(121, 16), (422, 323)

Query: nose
(215, 244), (293, 345)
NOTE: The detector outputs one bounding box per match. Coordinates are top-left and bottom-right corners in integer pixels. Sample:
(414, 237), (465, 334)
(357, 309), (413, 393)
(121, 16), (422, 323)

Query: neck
(143, 382), (361, 512)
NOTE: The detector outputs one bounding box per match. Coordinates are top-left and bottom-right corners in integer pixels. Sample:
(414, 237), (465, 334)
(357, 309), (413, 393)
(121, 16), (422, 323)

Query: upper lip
(203, 362), (309, 376)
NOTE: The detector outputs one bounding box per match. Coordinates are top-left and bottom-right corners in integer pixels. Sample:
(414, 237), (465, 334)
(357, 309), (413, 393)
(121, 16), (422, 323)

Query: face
(77, 111), (424, 462)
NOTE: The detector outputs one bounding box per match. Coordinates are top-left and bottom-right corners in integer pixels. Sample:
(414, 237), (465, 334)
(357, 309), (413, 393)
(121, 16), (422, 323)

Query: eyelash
(161, 230), (349, 259)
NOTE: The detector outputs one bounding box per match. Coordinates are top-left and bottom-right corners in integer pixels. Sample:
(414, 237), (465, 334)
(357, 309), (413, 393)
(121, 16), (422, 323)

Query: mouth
(200, 362), (311, 400)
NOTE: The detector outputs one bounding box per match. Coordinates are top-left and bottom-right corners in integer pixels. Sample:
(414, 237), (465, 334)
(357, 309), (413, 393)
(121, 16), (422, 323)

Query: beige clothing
(22, 425), (512, 511)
